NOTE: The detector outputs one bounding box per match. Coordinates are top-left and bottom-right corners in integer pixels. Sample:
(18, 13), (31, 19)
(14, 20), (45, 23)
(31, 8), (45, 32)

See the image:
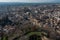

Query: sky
(0, 0), (59, 3)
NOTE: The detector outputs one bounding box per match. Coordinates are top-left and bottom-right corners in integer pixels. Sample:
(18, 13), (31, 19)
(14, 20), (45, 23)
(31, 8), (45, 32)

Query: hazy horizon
(0, 0), (60, 3)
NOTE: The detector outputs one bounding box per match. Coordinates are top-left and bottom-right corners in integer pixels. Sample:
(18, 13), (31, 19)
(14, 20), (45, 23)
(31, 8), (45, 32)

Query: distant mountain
(0, 2), (60, 6)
